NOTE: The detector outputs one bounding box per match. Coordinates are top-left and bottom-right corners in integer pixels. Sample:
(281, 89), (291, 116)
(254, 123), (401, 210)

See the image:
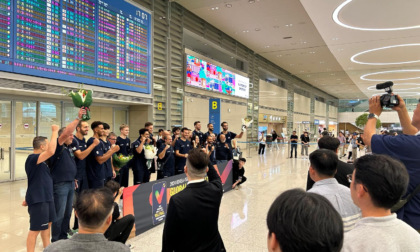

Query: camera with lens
(376, 81), (399, 108)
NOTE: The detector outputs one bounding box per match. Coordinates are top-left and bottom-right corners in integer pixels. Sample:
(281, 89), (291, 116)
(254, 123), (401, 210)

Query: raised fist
(51, 124), (59, 132)
(111, 144), (120, 152)
(78, 107), (86, 119)
(93, 138), (100, 146)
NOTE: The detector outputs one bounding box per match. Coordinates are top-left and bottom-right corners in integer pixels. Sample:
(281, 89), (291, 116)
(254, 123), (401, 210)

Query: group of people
(23, 94), (420, 251)
(23, 111), (249, 251)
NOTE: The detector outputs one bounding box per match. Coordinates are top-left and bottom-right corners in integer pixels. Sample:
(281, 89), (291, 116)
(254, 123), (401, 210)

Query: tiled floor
(0, 145), (318, 252)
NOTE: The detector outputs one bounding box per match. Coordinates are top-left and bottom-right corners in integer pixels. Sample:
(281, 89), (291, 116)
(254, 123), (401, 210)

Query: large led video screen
(0, 0), (152, 94)
(186, 54), (249, 98)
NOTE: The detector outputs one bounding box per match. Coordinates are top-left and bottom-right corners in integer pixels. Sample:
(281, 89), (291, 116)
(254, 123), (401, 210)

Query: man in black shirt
(300, 132), (310, 156)
(218, 121), (245, 150)
(174, 127), (192, 174)
(204, 123), (215, 140)
(162, 149), (225, 252)
(24, 125), (59, 252)
(145, 122), (157, 174)
(104, 180), (135, 245)
(157, 135), (175, 178)
(290, 131), (298, 158)
(116, 124), (130, 187)
(232, 158), (247, 190)
(192, 121), (205, 148)
(216, 134), (233, 161)
(71, 121), (99, 231)
(102, 123), (114, 182)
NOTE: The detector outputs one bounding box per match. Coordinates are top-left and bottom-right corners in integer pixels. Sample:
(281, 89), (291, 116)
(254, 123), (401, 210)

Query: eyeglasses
(109, 138), (117, 141)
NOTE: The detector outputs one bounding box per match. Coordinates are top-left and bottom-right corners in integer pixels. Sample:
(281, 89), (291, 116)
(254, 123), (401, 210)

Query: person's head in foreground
(266, 188), (343, 252)
(75, 188), (115, 233)
(184, 148), (209, 180)
(309, 149), (338, 181)
(351, 154), (408, 212)
(318, 136), (340, 152)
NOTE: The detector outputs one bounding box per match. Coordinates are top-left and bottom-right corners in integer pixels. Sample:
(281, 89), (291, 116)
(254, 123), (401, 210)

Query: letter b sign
(212, 101), (218, 109)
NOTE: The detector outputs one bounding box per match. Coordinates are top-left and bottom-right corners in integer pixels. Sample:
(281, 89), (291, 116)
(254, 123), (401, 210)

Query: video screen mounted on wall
(0, 0), (152, 94)
(186, 54), (249, 99)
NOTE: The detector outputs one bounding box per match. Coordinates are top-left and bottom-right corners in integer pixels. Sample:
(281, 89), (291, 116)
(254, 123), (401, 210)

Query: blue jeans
(52, 181), (74, 242)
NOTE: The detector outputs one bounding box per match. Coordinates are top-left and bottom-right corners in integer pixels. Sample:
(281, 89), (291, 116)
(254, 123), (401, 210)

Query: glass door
(0, 101), (11, 181)
(15, 101), (37, 179)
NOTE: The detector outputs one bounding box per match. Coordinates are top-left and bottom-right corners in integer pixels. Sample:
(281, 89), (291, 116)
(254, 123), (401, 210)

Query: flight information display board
(0, 0), (152, 94)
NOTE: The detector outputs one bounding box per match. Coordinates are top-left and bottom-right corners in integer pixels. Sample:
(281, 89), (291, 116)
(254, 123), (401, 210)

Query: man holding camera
(363, 94), (420, 231)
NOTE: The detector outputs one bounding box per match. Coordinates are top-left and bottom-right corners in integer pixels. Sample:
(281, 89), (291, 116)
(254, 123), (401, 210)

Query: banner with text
(123, 160), (234, 235)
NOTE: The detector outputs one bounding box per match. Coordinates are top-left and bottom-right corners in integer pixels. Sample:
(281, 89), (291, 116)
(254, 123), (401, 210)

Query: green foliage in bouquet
(68, 88), (93, 121)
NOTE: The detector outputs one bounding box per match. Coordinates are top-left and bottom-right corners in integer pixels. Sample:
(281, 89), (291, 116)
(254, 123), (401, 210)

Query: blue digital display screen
(0, 0), (152, 94)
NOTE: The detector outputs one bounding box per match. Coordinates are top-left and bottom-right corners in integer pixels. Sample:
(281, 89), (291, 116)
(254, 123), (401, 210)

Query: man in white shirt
(308, 149), (361, 232)
(342, 154), (420, 251)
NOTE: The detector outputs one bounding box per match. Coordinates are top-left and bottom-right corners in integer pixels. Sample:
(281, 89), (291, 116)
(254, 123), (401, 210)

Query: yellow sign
(212, 101), (218, 109)
(157, 103), (163, 110)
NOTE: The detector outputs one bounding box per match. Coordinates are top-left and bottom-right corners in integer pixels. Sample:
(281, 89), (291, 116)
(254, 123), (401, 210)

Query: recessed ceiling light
(351, 44), (420, 65)
(248, 0), (255, 3)
(255, 28), (261, 31)
(361, 70), (420, 81)
(242, 30), (249, 33)
(264, 45), (270, 48)
(333, 0), (420, 31)
(225, 3), (232, 8)
(211, 7), (219, 10)
(285, 24), (293, 27)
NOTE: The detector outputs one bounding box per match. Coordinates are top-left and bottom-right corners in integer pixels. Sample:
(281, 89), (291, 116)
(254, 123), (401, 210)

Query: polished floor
(0, 144), (318, 252)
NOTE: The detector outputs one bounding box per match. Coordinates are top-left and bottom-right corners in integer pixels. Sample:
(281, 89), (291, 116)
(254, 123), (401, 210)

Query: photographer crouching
(363, 81), (420, 232)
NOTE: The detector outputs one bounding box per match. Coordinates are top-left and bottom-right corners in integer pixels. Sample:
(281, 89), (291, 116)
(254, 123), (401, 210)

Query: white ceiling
(175, 0), (420, 100)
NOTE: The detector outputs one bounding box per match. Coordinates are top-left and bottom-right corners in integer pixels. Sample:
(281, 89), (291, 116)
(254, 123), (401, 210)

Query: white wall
(294, 94), (311, 114)
(315, 100), (326, 116)
(259, 80), (288, 109)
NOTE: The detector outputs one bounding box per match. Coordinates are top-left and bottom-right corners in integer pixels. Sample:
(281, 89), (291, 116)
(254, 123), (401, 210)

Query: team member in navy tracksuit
(174, 127), (192, 175)
(24, 124), (59, 252)
(115, 124), (131, 186)
(158, 135), (175, 177)
(86, 121), (119, 189)
(131, 128), (150, 184)
(70, 121), (99, 231)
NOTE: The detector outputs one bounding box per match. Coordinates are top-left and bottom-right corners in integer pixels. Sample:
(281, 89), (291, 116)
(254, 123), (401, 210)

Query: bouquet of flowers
(241, 117), (253, 132)
(68, 88), (93, 121)
(112, 153), (133, 175)
(144, 145), (157, 169)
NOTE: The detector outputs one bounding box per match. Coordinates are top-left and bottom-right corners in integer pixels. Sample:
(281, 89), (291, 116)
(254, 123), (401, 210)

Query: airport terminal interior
(1, 0), (420, 251)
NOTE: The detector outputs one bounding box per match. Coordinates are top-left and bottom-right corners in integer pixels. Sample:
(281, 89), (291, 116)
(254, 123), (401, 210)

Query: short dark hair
(172, 127), (180, 133)
(239, 157), (246, 162)
(144, 122), (153, 128)
(33, 136), (47, 149)
(58, 127), (66, 137)
(158, 129), (164, 133)
(91, 121), (103, 130)
(221, 121), (227, 126)
(102, 122), (110, 130)
(321, 131), (329, 136)
(309, 149), (338, 177)
(194, 121), (200, 126)
(105, 180), (120, 195)
(207, 123), (213, 127)
(353, 154), (409, 209)
(76, 120), (85, 130)
(318, 136), (340, 151)
(186, 148), (209, 178)
(75, 188), (114, 229)
(267, 189), (343, 252)
(139, 128), (148, 136)
(181, 127), (189, 133)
